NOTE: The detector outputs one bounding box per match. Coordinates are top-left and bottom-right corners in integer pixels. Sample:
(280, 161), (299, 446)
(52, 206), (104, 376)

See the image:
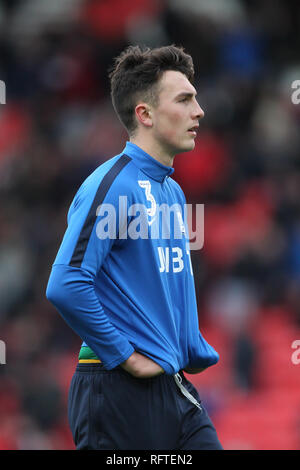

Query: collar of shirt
(123, 141), (174, 183)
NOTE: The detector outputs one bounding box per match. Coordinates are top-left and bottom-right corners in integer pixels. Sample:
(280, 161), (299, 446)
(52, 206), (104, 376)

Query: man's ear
(135, 103), (153, 128)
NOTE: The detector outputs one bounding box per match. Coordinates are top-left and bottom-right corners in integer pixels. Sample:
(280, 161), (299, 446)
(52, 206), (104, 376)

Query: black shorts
(68, 363), (223, 450)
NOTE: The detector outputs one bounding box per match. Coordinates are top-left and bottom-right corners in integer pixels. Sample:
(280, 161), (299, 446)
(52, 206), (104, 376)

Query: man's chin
(178, 140), (196, 153)
(167, 139), (196, 156)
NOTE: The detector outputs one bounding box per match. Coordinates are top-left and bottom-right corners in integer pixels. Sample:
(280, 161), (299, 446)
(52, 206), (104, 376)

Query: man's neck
(130, 136), (175, 168)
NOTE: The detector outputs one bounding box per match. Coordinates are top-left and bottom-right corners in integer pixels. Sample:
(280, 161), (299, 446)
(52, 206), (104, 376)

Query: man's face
(151, 70), (204, 155)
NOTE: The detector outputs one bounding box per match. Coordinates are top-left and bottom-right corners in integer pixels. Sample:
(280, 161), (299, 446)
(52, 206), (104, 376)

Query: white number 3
(138, 180), (156, 217)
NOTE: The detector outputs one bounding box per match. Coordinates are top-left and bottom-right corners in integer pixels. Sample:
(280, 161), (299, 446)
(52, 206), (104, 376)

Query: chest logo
(138, 180), (157, 225)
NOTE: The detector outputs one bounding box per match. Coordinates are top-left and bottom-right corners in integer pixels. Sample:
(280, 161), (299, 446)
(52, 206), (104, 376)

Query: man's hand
(120, 352), (164, 378)
(183, 367), (206, 374)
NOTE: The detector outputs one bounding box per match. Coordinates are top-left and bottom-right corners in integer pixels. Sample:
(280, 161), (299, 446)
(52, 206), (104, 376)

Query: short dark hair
(109, 45), (194, 135)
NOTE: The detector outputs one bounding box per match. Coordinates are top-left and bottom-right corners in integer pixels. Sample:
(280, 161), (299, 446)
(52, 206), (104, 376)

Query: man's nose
(195, 102), (205, 120)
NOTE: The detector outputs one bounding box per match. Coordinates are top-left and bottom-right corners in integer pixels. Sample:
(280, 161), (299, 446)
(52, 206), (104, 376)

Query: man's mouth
(187, 125), (198, 136)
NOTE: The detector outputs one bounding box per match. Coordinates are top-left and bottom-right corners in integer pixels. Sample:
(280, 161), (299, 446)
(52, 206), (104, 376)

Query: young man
(46, 45), (222, 450)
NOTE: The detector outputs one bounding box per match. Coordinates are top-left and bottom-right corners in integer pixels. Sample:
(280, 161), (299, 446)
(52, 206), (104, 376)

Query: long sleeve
(46, 155), (135, 369)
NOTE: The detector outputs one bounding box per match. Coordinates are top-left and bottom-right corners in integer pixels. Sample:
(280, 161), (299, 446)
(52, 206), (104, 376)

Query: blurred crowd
(0, 0), (300, 449)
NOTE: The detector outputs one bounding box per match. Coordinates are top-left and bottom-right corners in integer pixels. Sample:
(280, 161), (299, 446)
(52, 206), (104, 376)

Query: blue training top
(46, 141), (219, 375)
